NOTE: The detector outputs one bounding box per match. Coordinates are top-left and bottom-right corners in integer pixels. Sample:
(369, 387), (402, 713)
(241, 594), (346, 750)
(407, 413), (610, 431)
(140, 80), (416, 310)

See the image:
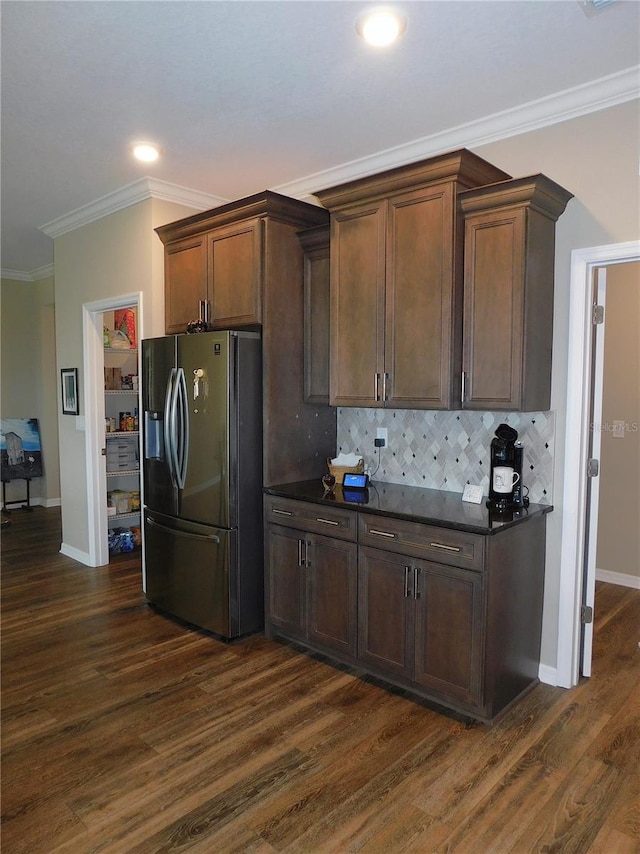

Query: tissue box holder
(327, 457), (365, 485)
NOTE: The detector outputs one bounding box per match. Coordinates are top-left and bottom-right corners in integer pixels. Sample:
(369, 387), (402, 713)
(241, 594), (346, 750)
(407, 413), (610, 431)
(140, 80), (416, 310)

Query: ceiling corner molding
(276, 66), (640, 199)
(1, 268), (33, 283)
(30, 263), (55, 281)
(40, 178), (227, 239)
(1, 263), (54, 282)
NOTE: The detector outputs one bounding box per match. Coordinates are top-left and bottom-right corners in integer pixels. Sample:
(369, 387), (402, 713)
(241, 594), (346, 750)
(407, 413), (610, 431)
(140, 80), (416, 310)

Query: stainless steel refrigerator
(141, 330), (263, 638)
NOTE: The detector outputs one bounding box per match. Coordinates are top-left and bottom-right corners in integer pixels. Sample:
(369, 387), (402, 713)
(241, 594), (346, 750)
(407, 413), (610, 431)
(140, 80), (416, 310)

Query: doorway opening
(82, 292), (143, 567)
(557, 241), (640, 689)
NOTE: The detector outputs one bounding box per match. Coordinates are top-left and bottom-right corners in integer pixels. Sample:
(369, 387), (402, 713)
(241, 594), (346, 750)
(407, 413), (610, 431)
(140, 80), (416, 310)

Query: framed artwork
(1, 419), (43, 480)
(61, 367), (79, 415)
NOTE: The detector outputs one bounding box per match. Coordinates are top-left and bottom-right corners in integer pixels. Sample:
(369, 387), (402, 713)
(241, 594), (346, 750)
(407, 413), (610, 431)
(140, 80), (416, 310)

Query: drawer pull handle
(316, 517), (339, 526)
(429, 541), (461, 552)
(272, 508), (293, 517)
(370, 529), (396, 539)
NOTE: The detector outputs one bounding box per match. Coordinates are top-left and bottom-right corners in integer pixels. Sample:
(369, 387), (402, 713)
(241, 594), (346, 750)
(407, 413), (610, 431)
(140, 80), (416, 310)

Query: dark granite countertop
(264, 479), (552, 535)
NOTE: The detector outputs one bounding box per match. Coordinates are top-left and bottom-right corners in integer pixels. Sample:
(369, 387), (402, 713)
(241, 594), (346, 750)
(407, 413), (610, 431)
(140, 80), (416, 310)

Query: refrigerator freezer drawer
(144, 510), (238, 638)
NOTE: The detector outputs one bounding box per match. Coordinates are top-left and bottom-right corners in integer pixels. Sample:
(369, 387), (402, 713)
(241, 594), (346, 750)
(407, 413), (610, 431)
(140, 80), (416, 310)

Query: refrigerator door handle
(146, 515), (221, 544)
(175, 367), (189, 490)
(164, 368), (178, 486)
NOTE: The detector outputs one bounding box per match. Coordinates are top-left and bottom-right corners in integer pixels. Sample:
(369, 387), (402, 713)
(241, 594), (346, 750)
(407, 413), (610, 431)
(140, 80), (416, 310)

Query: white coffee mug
(492, 466), (520, 494)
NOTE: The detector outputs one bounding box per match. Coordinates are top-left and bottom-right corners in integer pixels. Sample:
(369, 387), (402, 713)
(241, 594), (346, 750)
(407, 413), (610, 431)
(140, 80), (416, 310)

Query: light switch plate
(462, 484), (483, 504)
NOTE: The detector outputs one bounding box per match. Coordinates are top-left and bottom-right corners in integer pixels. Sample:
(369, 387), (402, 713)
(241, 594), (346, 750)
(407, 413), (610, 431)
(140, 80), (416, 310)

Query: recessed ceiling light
(131, 142), (160, 163)
(356, 8), (406, 47)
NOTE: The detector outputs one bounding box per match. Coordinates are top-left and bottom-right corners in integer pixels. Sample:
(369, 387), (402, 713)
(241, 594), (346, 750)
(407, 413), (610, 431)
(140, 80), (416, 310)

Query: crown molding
(25, 66), (640, 275)
(276, 66), (640, 200)
(1, 264), (54, 283)
(39, 178), (228, 239)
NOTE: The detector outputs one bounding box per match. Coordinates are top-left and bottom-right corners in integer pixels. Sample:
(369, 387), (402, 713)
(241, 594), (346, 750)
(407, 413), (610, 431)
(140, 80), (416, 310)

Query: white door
(580, 268), (606, 677)
(82, 292), (142, 567)
(558, 240), (640, 690)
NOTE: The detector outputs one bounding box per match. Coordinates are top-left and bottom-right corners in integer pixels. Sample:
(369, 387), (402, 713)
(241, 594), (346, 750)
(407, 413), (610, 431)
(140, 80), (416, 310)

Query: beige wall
(596, 261), (640, 581)
(1, 275), (60, 506)
(477, 99), (639, 669)
(53, 198), (199, 559)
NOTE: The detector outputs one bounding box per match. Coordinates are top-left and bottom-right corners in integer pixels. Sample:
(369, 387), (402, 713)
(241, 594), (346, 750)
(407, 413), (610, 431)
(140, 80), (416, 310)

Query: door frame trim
(557, 240), (639, 688)
(82, 292), (143, 567)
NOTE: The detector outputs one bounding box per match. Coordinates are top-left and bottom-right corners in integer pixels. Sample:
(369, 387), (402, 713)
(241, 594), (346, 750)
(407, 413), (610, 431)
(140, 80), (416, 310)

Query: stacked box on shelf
(106, 439), (138, 472)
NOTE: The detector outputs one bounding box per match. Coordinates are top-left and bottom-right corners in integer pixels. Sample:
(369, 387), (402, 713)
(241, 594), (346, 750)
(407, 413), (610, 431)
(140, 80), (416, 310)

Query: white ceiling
(2, 0), (639, 277)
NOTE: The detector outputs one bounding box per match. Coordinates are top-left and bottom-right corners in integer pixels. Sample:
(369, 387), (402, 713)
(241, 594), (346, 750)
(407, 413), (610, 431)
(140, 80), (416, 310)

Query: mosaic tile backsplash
(337, 409), (555, 505)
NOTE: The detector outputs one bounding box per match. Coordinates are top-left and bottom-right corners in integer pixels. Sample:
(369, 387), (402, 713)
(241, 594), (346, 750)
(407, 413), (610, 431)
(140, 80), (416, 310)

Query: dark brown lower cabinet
(265, 493), (546, 723)
(265, 502), (358, 659)
(358, 546), (482, 708)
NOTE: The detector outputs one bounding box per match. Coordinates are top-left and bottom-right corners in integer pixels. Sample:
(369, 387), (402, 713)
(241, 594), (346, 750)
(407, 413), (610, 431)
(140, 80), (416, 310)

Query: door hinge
(587, 458), (599, 477)
(581, 605), (593, 624)
(592, 304), (604, 325)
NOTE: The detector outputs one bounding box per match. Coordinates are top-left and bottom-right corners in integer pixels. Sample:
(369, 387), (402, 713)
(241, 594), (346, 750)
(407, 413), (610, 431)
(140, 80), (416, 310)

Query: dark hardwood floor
(2, 507), (639, 853)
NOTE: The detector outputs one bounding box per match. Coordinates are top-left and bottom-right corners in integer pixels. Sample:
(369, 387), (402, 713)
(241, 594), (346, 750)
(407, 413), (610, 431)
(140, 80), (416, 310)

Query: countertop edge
(264, 481), (553, 536)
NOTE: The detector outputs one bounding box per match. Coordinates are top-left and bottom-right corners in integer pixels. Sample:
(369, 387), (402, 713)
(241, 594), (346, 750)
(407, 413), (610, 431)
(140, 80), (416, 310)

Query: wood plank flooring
(2, 507), (639, 853)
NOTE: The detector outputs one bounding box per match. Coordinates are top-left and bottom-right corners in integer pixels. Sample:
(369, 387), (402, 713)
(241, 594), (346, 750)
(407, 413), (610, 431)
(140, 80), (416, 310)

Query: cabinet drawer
(358, 514), (484, 571)
(265, 496), (357, 542)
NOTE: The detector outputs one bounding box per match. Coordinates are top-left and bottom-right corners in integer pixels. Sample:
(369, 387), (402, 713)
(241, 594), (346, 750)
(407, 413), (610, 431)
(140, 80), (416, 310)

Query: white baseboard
(2, 496), (61, 510)
(596, 568), (640, 590)
(538, 663), (560, 687)
(59, 542), (93, 566)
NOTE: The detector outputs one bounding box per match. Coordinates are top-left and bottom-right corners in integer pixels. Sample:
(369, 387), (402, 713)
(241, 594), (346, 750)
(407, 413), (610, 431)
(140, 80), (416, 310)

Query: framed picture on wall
(61, 368), (79, 415)
(0, 418), (44, 480)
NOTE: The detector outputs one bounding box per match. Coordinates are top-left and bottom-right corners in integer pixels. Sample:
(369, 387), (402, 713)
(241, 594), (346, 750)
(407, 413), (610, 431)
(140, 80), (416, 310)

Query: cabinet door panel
(358, 546), (413, 679)
(209, 219), (262, 326)
(266, 524), (305, 639)
(302, 236), (331, 403)
(463, 212), (525, 409)
(386, 185), (457, 409)
(330, 203), (386, 407)
(164, 236), (207, 335)
(414, 562), (483, 707)
(307, 534), (358, 658)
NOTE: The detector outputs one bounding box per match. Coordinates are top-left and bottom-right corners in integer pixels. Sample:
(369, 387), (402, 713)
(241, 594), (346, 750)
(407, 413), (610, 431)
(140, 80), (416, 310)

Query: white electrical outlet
(376, 427), (388, 446)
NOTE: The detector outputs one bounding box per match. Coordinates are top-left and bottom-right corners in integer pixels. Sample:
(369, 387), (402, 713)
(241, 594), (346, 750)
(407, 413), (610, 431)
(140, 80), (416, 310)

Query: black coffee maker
(488, 423), (523, 509)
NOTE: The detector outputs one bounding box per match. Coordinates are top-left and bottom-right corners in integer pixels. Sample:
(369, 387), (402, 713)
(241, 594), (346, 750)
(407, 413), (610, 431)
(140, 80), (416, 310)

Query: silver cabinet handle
(383, 372), (389, 402)
(272, 508), (293, 516)
(404, 566), (412, 598)
(461, 370), (466, 403)
(429, 541), (462, 553)
(298, 538), (305, 567)
(414, 566), (421, 599)
(374, 372), (381, 402)
(316, 517), (339, 526)
(198, 300), (211, 324)
(369, 529), (396, 539)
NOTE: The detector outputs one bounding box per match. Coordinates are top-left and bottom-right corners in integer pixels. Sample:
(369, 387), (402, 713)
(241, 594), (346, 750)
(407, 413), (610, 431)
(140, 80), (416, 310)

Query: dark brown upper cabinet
(460, 175), (573, 411)
(297, 224), (331, 404)
(316, 150), (511, 409)
(155, 191), (335, 486)
(163, 234), (208, 335)
(156, 190), (327, 334)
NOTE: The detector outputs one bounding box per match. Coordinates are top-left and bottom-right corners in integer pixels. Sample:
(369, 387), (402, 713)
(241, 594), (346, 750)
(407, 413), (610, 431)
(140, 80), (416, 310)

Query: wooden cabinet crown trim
(315, 149), (511, 210)
(459, 174), (574, 221)
(155, 189), (328, 244)
(297, 223), (330, 254)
